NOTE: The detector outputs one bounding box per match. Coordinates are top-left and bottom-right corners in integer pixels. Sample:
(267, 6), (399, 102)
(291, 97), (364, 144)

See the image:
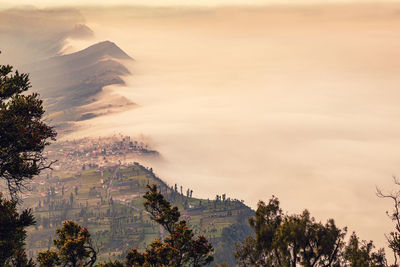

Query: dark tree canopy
(343, 232), (386, 267)
(126, 184), (214, 267)
(235, 196), (386, 267)
(0, 62), (56, 200)
(37, 221), (97, 267)
(0, 193), (35, 266)
(0, 59), (55, 265)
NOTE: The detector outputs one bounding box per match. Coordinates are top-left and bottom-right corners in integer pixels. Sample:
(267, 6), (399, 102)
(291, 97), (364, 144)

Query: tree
(70, 192), (74, 206)
(235, 196), (284, 266)
(0, 193), (35, 266)
(0, 62), (56, 201)
(37, 250), (59, 267)
(37, 221), (97, 267)
(277, 211), (346, 267)
(0, 59), (55, 265)
(214, 222), (253, 266)
(235, 196), (347, 267)
(343, 232), (386, 267)
(377, 176), (400, 265)
(125, 184), (214, 267)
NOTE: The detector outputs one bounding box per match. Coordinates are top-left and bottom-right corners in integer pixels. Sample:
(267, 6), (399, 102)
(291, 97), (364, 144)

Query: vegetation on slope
(24, 163), (253, 264)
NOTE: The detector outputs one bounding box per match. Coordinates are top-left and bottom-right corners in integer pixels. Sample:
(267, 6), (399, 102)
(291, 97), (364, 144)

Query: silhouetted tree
(70, 192), (74, 206)
(0, 62), (56, 201)
(0, 193), (35, 266)
(343, 232), (386, 267)
(126, 184), (214, 267)
(37, 221), (97, 267)
(235, 196), (347, 267)
(377, 177), (400, 265)
(0, 59), (55, 265)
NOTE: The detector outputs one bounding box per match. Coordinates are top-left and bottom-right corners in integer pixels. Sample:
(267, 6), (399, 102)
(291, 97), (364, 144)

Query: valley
(23, 136), (253, 265)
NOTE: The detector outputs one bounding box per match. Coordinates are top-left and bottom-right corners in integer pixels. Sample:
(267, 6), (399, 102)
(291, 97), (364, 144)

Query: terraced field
(24, 162), (253, 264)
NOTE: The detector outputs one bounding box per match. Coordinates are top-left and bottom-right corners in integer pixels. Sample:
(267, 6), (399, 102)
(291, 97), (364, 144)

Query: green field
(24, 162), (253, 264)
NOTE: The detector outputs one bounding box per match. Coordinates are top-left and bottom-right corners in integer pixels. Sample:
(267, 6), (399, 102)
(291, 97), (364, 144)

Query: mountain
(23, 41), (135, 132)
(24, 161), (253, 265)
(58, 40), (131, 61)
(22, 136), (253, 265)
(42, 41), (132, 71)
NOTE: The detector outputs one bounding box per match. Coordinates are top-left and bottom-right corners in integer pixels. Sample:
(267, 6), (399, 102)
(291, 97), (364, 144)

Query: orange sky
(0, 0), (397, 8)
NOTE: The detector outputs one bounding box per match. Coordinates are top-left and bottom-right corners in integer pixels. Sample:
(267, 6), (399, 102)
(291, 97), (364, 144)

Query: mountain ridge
(52, 41), (133, 66)
(23, 40), (135, 133)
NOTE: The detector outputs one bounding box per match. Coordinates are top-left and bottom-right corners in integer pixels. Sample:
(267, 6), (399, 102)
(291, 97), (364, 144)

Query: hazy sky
(0, 0), (397, 8)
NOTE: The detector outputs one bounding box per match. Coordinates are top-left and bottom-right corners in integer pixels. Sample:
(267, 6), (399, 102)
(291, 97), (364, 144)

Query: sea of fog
(66, 4), (400, 251)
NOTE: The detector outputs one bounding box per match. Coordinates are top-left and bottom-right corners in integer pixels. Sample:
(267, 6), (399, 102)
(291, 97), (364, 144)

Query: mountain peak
(71, 40), (132, 60)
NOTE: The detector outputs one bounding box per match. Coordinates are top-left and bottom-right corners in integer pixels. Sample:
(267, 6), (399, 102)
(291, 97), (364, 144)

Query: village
(44, 134), (159, 172)
(20, 135), (252, 262)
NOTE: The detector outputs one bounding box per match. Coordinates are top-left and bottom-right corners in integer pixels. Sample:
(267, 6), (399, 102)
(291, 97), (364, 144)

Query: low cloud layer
(0, 8), (93, 67)
(66, 4), (400, 251)
(3, 3), (400, 254)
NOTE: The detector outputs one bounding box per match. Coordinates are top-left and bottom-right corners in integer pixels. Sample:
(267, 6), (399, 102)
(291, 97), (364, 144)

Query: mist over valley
(2, 3), (400, 262)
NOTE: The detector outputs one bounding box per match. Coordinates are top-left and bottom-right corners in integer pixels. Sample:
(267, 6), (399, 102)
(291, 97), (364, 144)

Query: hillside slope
(24, 162), (253, 265)
(23, 41), (135, 131)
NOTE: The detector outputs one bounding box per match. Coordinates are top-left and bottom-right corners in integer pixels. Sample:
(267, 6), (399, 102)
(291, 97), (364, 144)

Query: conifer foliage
(0, 59), (56, 265)
(235, 196), (386, 267)
(37, 221), (97, 267)
(125, 184), (214, 267)
(0, 193), (35, 266)
(0, 62), (56, 201)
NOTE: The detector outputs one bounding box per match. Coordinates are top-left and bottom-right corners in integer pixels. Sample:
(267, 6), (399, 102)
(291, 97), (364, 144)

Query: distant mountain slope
(24, 162), (253, 265)
(40, 41), (131, 73)
(0, 8), (94, 66)
(23, 41), (134, 131)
